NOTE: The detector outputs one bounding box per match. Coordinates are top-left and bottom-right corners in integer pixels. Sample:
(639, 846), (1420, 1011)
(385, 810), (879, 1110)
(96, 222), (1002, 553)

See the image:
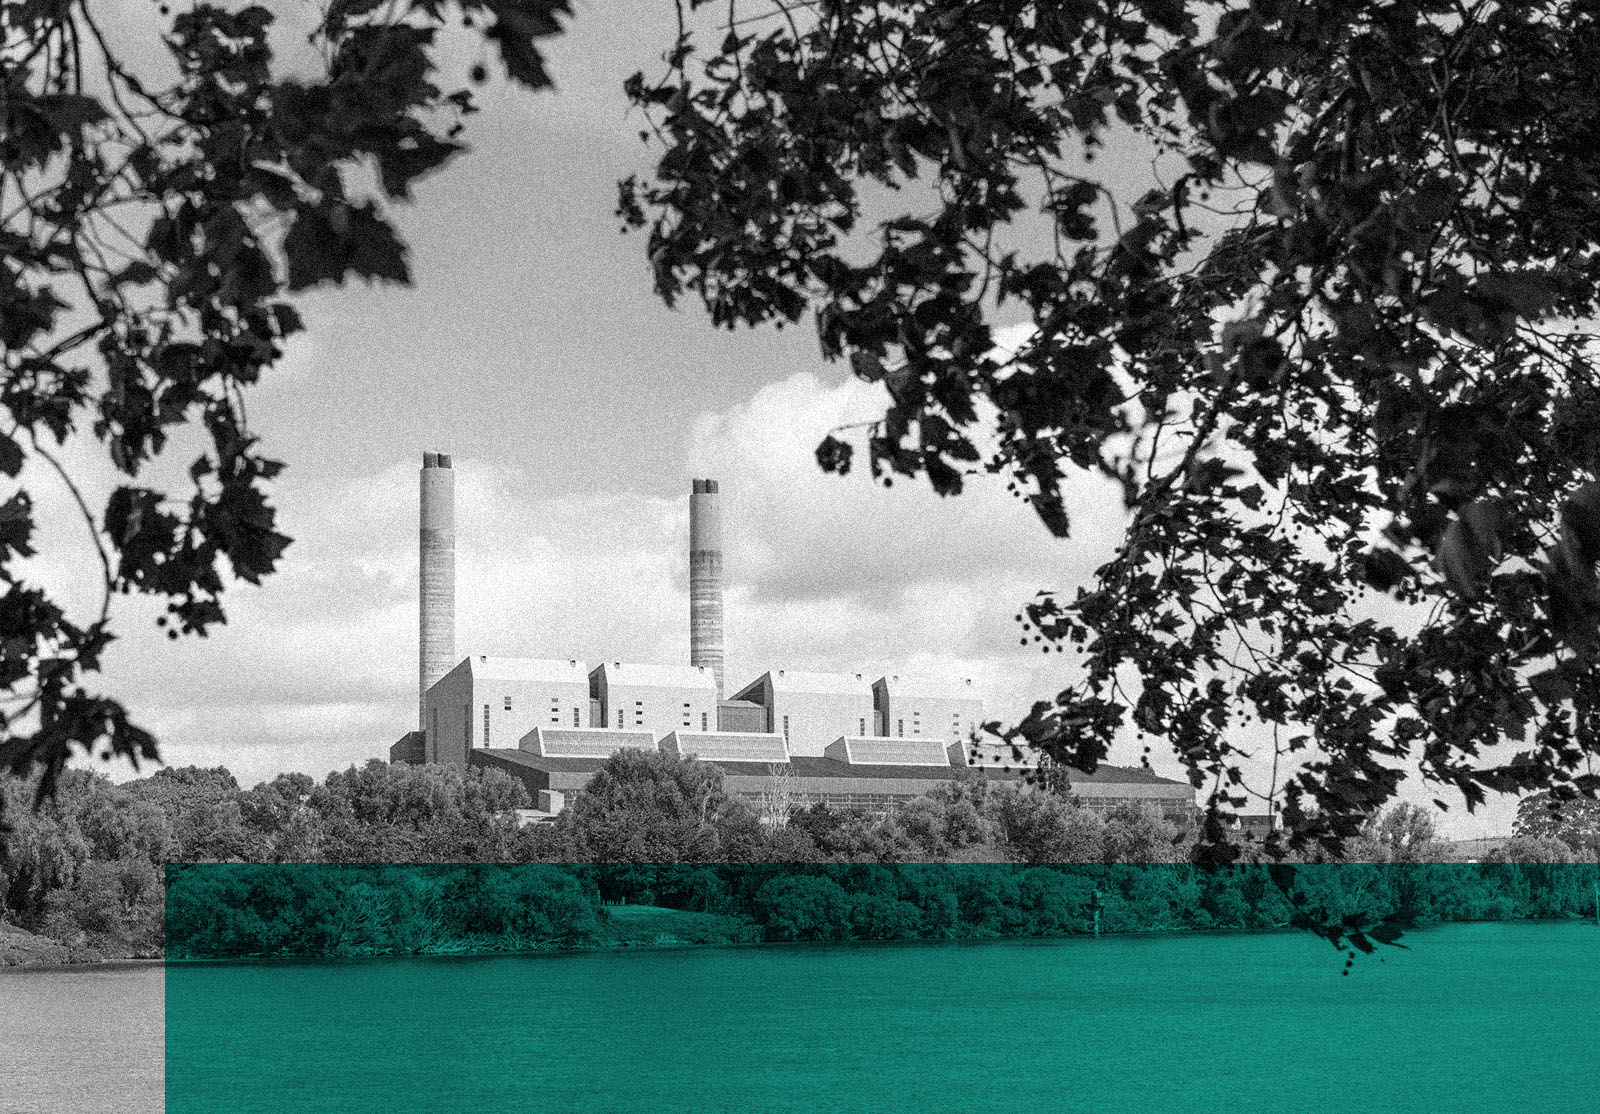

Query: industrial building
(729, 670), (877, 757)
(591, 661), (718, 735)
(871, 673), (985, 745)
(390, 457), (1197, 820)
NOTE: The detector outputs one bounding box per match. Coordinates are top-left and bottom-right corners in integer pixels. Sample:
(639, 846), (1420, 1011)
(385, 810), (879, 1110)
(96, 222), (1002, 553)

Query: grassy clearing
(600, 904), (759, 947)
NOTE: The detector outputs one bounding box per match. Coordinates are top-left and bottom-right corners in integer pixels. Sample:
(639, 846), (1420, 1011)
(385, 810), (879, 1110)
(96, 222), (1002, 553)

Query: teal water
(164, 921), (1600, 1113)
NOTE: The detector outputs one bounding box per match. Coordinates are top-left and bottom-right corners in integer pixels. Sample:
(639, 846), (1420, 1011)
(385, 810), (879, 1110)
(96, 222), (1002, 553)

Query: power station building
(729, 670), (877, 757)
(390, 458), (1196, 819)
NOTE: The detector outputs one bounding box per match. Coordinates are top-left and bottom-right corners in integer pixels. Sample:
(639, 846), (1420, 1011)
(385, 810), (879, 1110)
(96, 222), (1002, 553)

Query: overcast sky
(29, 3), (1513, 838)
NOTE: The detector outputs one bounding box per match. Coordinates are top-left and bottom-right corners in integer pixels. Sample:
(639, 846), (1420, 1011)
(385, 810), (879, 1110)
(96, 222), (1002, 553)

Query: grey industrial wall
(717, 700), (767, 733)
(389, 731), (424, 766)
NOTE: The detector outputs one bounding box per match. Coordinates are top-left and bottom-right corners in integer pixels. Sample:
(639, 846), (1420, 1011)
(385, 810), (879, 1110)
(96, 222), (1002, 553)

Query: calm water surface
(0, 964), (163, 1114)
(162, 922), (1600, 1114)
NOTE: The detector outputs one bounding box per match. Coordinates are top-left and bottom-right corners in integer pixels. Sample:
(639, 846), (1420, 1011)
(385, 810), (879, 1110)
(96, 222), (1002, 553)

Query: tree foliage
(0, 1), (568, 815)
(621, 0), (1600, 856)
(1514, 788), (1600, 854)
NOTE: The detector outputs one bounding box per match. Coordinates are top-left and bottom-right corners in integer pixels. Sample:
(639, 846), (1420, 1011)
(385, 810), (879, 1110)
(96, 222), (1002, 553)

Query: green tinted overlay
(166, 862), (1600, 1113)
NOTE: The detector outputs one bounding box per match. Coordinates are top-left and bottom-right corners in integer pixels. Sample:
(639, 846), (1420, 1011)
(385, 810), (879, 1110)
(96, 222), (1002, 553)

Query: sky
(29, 1), (1514, 839)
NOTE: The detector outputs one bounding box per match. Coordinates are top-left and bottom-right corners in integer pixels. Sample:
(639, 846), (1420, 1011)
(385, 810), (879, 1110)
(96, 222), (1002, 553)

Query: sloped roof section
(824, 736), (955, 767)
(520, 726), (656, 758)
(661, 731), (789, 763)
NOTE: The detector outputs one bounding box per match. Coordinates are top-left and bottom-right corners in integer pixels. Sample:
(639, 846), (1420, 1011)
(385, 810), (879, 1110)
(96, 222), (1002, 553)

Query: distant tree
(988, 785), (1105, 863)
(0, 0), (571, 822)
(559, 750), (740, 863)
(1514, 791), (1600, 855)
(750, 873), (853, 942)
(755, 762), (800, 828)
(1099, 802), (1181, 864)
(622, 0), (1600, 858)
(1360, 802), (1444, 863)
(308, 760), (529, 861)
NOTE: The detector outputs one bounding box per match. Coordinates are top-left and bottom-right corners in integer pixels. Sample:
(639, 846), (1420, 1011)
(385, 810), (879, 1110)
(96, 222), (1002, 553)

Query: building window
(573, 707), (580, 727)
(616, 708), (624, 729)
(897, 718), (904, 737)
(858, 717), (866, 736)
(701, 712), (708, 731)
(782, 715), (790, 739)
(504, 696), (512, 712)
(483, 704), (490, 747)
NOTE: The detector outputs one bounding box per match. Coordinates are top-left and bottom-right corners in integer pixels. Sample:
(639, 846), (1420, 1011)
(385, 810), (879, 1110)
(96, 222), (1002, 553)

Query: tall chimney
(419, 453), (455, 729)
(689, 478), (724, 697)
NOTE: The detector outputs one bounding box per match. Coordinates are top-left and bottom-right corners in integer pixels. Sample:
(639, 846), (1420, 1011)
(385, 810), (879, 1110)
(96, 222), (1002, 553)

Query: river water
(6, 923), (1598, 1113)
(0, 963), (163, 1114)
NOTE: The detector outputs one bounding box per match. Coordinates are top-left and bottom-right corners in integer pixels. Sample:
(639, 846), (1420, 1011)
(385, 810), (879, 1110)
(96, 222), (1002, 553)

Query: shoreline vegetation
(5, 753), (1599, 968)
(160, 860), (1600, 964)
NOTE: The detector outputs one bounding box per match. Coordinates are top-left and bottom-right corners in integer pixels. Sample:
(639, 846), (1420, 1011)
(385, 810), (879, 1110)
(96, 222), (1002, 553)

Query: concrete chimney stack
(419, 452), (455, 729)
(689, 478), (724, 697)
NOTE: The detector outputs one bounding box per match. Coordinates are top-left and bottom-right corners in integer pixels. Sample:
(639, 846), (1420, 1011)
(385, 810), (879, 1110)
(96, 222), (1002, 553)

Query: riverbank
(0, 921), (159, 969)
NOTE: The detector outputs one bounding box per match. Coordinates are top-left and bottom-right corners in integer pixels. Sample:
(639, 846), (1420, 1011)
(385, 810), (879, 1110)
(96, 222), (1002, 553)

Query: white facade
(424, 656), (589, 765)
(731, 669), (877, 758)
(590, 662), (719, 740)
(872, 674), (984, 750)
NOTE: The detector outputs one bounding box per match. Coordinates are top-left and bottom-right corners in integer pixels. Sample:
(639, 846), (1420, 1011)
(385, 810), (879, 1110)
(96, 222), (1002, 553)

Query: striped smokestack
(689, 478), (724, 697)
(419, 452), (455, 729)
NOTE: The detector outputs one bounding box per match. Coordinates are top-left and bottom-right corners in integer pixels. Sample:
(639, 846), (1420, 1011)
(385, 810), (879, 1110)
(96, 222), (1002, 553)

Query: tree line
(6, 750), (1599, 962)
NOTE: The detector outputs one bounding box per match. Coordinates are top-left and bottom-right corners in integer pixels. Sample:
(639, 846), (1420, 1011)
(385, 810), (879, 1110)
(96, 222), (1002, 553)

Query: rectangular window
(573, 707), (580, 727)
(483, 704), (490, 747)
(858, 717), (866, 736)
(782, 715), (790, 739)
(504, 696), (512, 712)
(897, 718), (904, 737)
(616, 708), (624, 729)
(701, 712), (708, 731)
